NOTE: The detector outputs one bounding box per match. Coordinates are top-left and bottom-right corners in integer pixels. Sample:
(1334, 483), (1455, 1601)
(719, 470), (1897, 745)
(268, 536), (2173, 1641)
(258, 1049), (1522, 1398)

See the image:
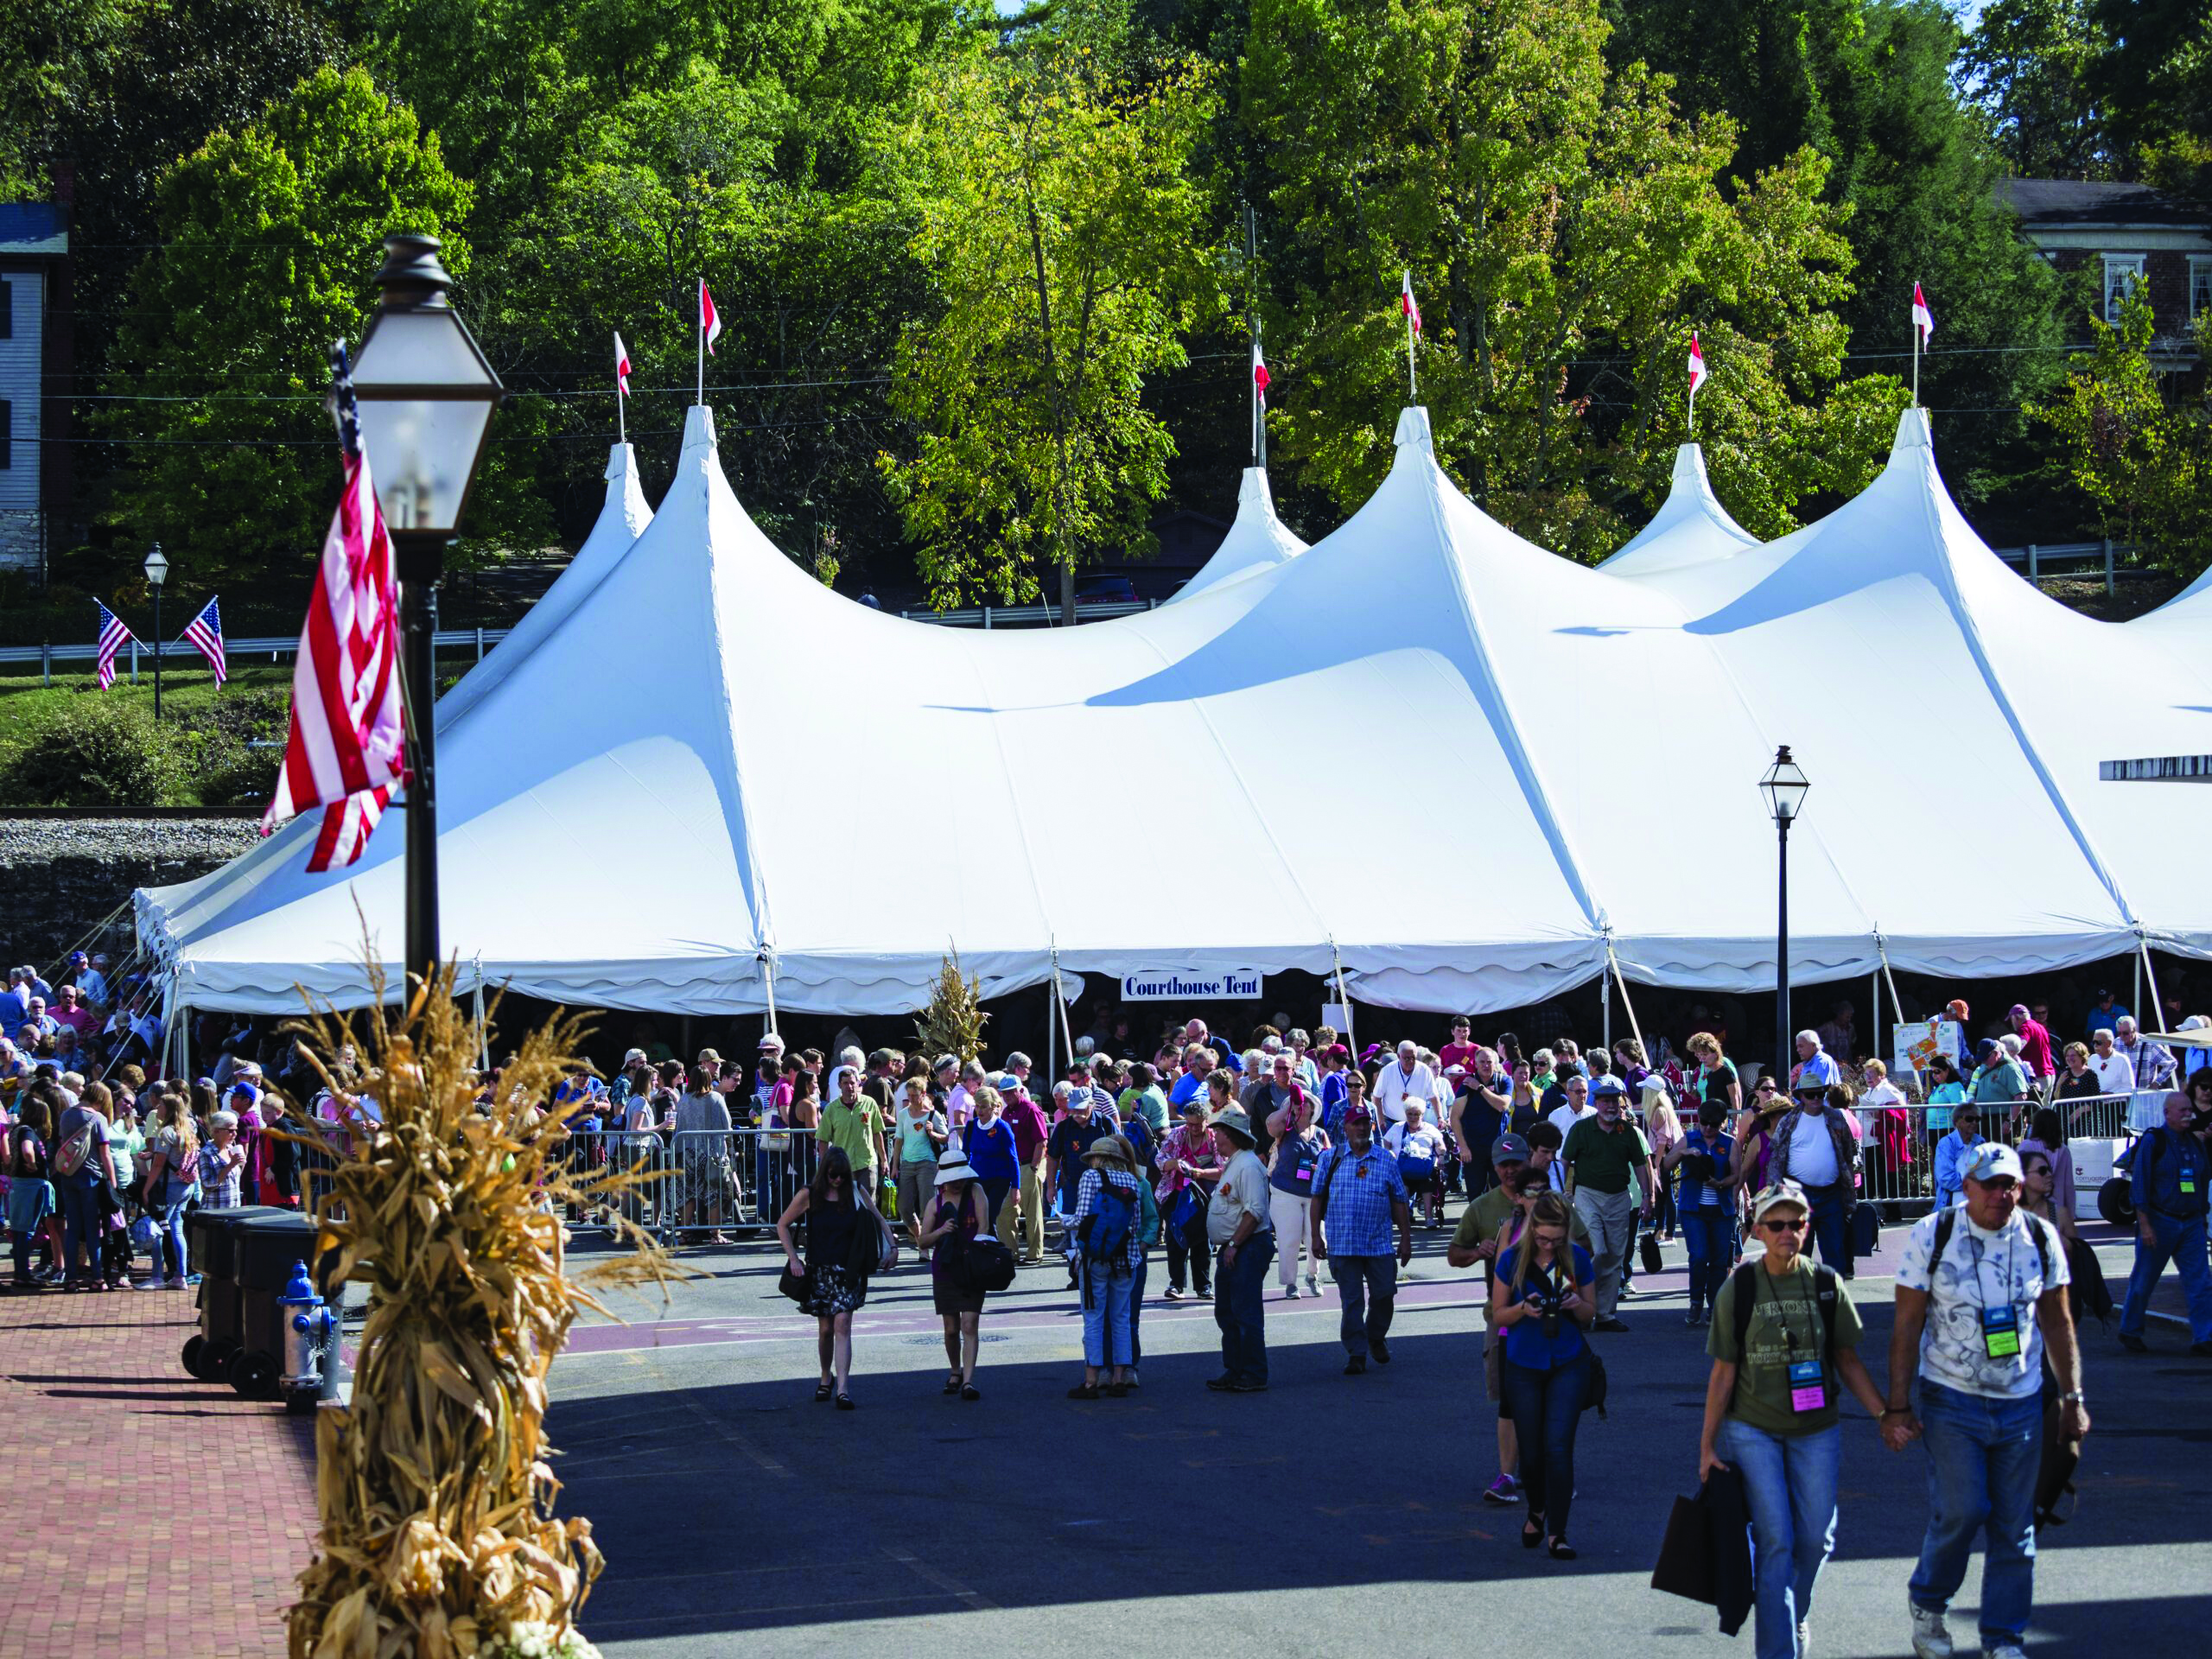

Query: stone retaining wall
(0, 818), (260, 966)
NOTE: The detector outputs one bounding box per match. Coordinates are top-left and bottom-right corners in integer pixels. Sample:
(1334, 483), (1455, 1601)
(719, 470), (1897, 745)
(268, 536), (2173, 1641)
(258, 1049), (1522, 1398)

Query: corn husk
(912, 948), (989, 1065)
(284, 956), (673, 1659)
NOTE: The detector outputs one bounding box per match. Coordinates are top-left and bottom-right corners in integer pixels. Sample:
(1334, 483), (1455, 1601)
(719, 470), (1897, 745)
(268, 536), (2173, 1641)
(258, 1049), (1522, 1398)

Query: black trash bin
(181, 1205), (286, 1382)
(226, 1211), (321, 1399)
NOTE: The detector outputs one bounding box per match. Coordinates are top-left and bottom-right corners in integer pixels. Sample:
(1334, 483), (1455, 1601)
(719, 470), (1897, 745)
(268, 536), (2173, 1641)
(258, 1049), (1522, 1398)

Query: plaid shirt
(1313, 1142), (1408, 1256)
(196, 1141), (245, 1208)
(1152, 1122), (1219, 1201)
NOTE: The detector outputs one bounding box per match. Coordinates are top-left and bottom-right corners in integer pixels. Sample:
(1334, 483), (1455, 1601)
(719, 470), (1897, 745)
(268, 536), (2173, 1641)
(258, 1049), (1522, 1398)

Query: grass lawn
(0, 663), (295, 809)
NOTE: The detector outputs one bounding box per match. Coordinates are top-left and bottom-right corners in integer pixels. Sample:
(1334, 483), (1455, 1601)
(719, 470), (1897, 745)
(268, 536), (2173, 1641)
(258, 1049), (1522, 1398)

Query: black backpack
(1929, 1206), (2054, 1283)
(1729, 1261), (1842, 1362)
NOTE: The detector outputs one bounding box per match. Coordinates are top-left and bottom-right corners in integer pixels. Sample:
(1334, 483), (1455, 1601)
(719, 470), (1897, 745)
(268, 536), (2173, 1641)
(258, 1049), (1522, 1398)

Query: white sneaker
(1284, 1284), (1301, 1300)
(1304, 1274), (1320, 1295)
(1909, 1601), (1953, 1659)
(1982, 1644), (2027, 1659)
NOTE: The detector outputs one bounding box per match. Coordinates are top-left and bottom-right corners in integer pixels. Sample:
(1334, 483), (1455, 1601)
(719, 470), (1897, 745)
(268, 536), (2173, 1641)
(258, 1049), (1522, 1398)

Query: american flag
(260, 343), (407, 873)
(181, 594), (226, 685)
(95, 601), (133, 690)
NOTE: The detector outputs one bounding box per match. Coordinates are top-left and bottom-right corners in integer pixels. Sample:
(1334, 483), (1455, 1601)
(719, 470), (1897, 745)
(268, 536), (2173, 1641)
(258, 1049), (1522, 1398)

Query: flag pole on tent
(613, 330), (630, 444)
(1910, 282), (1935, 408)
(697, 277), (721, 404)
(1687, 330), (1707, 437)
(1247, 203), (1268, 469)
(1401, 270), (1421, 399)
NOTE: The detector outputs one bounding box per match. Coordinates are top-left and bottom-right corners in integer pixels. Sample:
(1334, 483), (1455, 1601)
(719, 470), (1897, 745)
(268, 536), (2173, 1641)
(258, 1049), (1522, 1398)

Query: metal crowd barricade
(657, 1127), (820, 1243)
(1848, 1092), (2141, 1218)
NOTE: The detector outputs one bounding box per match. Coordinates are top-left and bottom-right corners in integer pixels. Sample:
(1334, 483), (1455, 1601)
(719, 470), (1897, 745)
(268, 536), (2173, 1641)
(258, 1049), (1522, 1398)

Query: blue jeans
(1213, 1233), (1274, 1382)
(1719, 1418), (1840, 1659)
(1329, 1254), (1398, 1357)
(2120, 1211), (2212, 1341)
(1081, 1262), (1135, 1368)
(1805, 1183), (1850, 1274)
(155, 1198), (190, 1281)
(1910, 1380), (2042, 1647)
(1681, 1211), (1734, 1316)
(57, 1175), (103, 1282)
(1498, 1351), (1591, 1534)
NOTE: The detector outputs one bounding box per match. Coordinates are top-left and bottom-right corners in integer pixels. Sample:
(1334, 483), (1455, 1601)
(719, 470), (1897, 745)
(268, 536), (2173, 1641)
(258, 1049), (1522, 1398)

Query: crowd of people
(727, 1000), (2202, 1659)
(4, 947), (2208, 1656)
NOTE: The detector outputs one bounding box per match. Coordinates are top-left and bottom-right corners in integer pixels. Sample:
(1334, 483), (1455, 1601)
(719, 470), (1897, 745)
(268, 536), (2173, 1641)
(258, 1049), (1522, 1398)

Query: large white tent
(1597, 443), (1758, 579)
(137, 403), (2212, 1017)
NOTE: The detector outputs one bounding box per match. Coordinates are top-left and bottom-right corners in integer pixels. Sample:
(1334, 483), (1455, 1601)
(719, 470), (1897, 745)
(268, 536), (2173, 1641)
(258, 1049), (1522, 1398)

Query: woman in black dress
(914, 1153), (993, 1399)
(777, 1146), (874, 1408)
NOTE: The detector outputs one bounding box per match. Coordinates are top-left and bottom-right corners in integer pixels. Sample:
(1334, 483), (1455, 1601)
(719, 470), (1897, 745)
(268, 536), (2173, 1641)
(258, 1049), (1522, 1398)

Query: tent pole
(1329, 938), (1357, 1061)
(1875, 933), (1910, 1082)
(1052, 942), (1077, 1065)
(471, 969), (489, 1072)
(1605, 938), (1646, 1064)
(2133, 949), (2141, 1027)
(2139, 935), (2165, 1035)
(760, 950), (779, 1044)
(1601, 962), (1611, 1050)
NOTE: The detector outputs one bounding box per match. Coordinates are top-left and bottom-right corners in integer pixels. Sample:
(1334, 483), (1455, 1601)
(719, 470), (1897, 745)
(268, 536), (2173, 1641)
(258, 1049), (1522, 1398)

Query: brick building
(1996, 178), (2210, 368)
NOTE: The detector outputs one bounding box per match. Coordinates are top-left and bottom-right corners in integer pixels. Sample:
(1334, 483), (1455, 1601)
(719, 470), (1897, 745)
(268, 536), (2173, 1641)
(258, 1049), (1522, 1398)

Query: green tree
(2092, 0), (2212, 206)
(876, 35), (1220, 615)
(1961, 0), (2114, 179)
(1243, 0), (1903, 558)
(2031, 289), (2212, 573)
(92, 65), (490, 593)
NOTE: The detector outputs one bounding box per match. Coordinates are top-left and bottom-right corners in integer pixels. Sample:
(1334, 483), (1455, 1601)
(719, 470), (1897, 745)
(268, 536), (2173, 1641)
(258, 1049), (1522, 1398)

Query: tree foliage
(1243, 0), (1903, 557)
(876, 29), (1220, 610)
(97, 65), (484, 590)
(2031, 289), (2212, 573)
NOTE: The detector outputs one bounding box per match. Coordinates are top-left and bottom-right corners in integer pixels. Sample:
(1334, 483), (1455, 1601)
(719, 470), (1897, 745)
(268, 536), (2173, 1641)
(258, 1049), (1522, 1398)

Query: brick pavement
(0, 1286), (317, 1659)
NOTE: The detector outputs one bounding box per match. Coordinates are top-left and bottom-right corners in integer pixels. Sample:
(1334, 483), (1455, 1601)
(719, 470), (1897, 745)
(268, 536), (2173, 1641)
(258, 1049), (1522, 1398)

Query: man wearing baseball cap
(1885, 1142), (2084, 1659)
(1559, 1077), (1654, 1330)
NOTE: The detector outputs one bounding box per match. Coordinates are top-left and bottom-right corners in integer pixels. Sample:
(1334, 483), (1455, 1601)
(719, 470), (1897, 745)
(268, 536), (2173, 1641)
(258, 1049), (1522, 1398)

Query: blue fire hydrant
(278, 1259), (335, 1411)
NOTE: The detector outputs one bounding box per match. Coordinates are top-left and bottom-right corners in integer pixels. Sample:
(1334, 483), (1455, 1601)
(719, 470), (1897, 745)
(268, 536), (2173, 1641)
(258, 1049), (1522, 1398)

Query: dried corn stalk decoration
(912, 947), (989, 1065)
(285, 958), (673, 1659)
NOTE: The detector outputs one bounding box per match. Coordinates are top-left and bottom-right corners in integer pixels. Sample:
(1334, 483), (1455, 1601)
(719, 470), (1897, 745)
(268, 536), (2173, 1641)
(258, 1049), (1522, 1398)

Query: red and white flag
(262, 447), (406, 871)
(700, 280), (721, 354)
(1911, 282), (1936, 341)
(1688, 331), (1707, 395)
(613, 330), (632, 397)
(1252, 340), (1270, 404)
(1401, 270), (1421, 335)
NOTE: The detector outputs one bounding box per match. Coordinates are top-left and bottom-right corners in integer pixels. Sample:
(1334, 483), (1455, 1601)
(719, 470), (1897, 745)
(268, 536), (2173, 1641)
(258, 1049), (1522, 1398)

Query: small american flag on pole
(95, 601), (134, 690)
(181, 594), (226, 685)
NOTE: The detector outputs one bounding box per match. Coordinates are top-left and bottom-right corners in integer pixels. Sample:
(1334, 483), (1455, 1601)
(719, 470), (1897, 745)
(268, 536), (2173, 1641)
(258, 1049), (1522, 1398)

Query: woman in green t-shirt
(1697, 1182), (1889, 1659)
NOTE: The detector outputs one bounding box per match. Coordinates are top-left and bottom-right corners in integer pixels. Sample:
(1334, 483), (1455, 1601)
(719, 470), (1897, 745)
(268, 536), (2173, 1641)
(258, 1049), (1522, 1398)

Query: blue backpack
(1082, 1178), (1138, 1272)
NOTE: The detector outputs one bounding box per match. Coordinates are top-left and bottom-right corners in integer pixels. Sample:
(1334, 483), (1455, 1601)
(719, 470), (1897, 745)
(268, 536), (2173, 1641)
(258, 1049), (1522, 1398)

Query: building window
(2102, 254), (2146, 325)
(0, 278), (12, 339)
(2191, 256), (2212, 323)
(0, 397), (11, 470)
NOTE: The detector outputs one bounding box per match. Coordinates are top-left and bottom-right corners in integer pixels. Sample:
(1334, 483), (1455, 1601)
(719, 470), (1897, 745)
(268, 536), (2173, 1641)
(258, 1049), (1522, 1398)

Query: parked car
(1074, 574), (1140, 607)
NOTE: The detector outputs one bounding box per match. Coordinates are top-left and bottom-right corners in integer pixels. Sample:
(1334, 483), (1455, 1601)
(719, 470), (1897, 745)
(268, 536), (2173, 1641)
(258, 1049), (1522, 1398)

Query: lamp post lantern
(143, 542), (168, 720)
(348, 232), (502, 986)
(1760, 744), (1810, 1091)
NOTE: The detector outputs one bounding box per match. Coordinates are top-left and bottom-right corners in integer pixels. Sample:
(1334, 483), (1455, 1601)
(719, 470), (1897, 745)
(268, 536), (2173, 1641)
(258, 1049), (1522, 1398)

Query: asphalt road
(546, 1213), (2210, 1658)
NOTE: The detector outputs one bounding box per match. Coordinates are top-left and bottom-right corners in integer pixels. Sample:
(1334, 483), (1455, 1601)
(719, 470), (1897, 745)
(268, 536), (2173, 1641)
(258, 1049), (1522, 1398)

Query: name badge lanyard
(1968, 1231), (2024, 1359)
(1764, 1273), (1827, 1413)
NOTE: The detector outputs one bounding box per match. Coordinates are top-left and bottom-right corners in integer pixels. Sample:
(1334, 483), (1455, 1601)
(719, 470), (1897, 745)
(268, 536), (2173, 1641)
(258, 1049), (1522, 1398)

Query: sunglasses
(1758, 1217), (1808, 1233)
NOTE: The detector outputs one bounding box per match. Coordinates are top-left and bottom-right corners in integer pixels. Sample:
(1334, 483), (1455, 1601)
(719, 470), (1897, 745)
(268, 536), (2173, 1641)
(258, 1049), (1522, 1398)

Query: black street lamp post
(1761, 744), (1810, 1091)
(348, 232), (502, 986)
(143, 543), (168, 720)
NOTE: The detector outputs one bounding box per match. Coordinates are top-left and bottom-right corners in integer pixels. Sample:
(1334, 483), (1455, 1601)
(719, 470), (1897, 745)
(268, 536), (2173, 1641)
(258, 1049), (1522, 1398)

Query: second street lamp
(1760, 744), (1810, 1092)
(348, 232), (503, 986)
(143, 542), (169, 721)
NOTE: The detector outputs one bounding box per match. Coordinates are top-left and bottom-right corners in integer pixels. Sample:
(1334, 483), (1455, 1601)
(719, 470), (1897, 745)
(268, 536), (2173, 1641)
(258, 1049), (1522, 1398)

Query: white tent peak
(435, 440), (654, 732)
(1394, 405), (1434, 450)
(1600, 442), (1758, 576)
(1165, 466), (1311, 604)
